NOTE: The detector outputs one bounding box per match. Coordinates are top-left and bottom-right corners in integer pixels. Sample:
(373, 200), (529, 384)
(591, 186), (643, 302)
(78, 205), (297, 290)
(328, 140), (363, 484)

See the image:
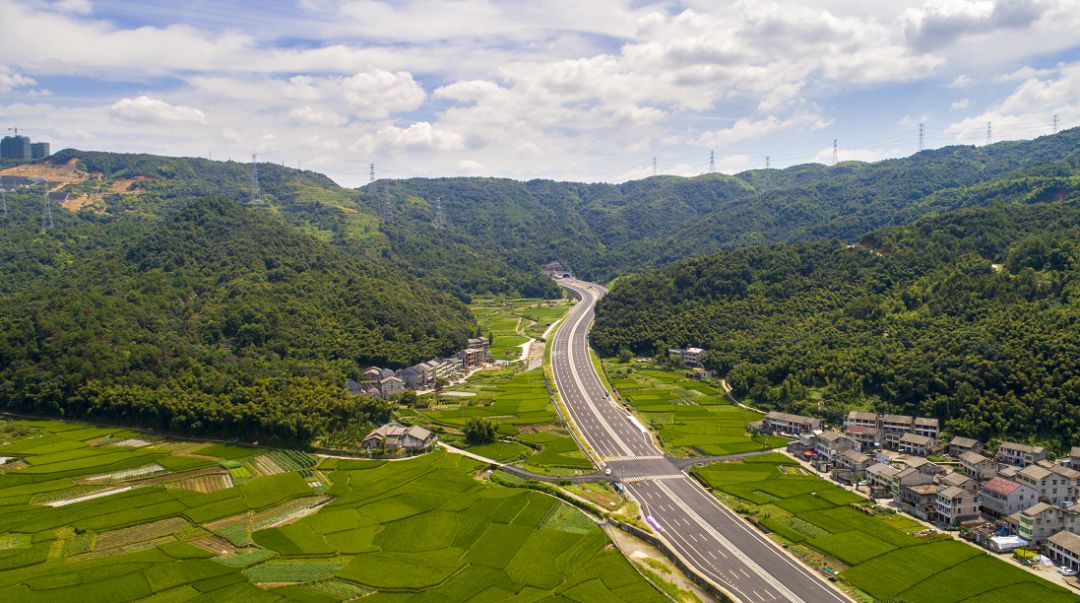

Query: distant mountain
(377, 128), (1080, 283)
(0, 196), (473, 443)
(591, 200), (1080, 447)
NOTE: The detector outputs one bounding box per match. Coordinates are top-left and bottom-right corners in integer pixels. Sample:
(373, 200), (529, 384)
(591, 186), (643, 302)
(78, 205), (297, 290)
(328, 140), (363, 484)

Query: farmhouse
(897, 433), (935, 457)
(814, 431), (856, 461)
(1016, 463), (1076, 506)
(949, 436), (983, 458)
(362, 423), (437, 452)
(881, 414), (915, 449)
(379, 376), (405, 398)
(913, 417), (939, 439)
(833, 449), (874, 479)
(959, 451), (998, 482)
(1015, 502), (1080, 544)
(458, 348), (490, 370)
(761, 411), (822, 436)
(1046, 531), (1080, 572)
(996, 442), (1048, 468)
(937, 485), (980, 526)
(981, 477), (1038, 517)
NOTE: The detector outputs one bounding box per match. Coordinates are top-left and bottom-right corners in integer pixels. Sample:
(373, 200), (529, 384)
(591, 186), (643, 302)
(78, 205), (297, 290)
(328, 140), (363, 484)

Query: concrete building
(881, 414), (915, 449)
(959, 451), (998, 482)
(458, 348), (490, 370)
(1016, 464), (1076, 505)
(996, 442), (1048, 468)
(914, 417), (939, 439)
(1, 135), (31, 161)
(361, 423), (436, 452)
(938, 471), (978, 494)
(949, 436), (983, 458)
(761, 411), (822, 436)
(1015, 502), (1080, 544)
(833, 449), (874, 480)
(814, 431), (856, 462)
(30, 142), (50, 160)
(1045, 531), (1080, 572)
(899, 483), (940, 520)
(898, 433), (935, 457)
(379, 376), (404, 398)
(981, 477), (1038, 517)
(937, 485), (980, 526)
(843, 424), (877, 451)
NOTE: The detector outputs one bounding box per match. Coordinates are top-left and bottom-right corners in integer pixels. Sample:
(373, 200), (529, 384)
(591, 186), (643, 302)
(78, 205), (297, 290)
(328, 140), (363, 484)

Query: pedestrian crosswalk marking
(603, 454), (664, 462)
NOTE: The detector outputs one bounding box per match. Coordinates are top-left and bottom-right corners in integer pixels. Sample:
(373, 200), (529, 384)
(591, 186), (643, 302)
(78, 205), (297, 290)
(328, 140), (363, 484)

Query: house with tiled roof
(1016, 463), (1076, 505)
(898, 433), (935, 457)
(996, 441), (1048, 468)
(937, 485), (980, 526)
(362, 423), (437, 452)
(1046, 531), (1080, 572)
(981, 477), (1038, 517)
(948, 436), (982, 458)
(959, 451), (998, 482)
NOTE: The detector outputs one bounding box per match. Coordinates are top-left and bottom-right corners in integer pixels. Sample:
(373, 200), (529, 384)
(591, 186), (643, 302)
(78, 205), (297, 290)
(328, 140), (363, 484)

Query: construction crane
(6, 127), (48, 137)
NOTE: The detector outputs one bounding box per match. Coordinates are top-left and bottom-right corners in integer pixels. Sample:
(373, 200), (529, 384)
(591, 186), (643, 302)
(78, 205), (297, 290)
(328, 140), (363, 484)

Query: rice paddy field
(694, 455), (1078, 603)
(0, 417), (662, 602)
(603, 361), (789, 456)
(469, 295), (569, 361)
(417, 367), (593, 472)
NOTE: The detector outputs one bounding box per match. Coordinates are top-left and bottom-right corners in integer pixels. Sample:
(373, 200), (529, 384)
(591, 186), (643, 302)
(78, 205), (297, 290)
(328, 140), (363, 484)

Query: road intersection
(551, 279), (850, 603)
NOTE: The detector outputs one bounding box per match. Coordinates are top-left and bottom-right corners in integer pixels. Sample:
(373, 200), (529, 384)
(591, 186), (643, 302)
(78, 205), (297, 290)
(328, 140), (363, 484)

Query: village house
(761, 411), (822, 436)
(1069, 447), (1080, 469)
(843, 424), (877, 451)
(949, 436), (983, 458)
(379, 375), (405, 398)
(814, 431), (856, 462)
(361, 423), (437, 452)
(397, 364), (431, 390)
(913, 417), (939, 439)
(937, 485), (980, 526)
(1045, 531), (1080, 572)
(981, 476), (1038, 517)
(959, 451), (998, 482)
(1014, 502), (1080, 544)
(845, 411), (879, 431)
(898, 433), (936, 457)
(881, 414), (915, 449)
(899, 483), (940, 520)
(996, 442), (1049, 468)
(867, 462), (936, 499)
(1047, 461), (1080, 490)
(467, 337), (490, 349)
(937, 471), (978, 494)
(362, 366), (395, 383)
(1016, 463), (1076, 505)
(458, 348), (490, 371)
(833, 449), (874, 481)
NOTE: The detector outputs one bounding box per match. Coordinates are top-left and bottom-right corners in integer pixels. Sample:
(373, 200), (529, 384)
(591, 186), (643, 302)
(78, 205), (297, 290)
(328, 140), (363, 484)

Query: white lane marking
(652, 478), (807, 603)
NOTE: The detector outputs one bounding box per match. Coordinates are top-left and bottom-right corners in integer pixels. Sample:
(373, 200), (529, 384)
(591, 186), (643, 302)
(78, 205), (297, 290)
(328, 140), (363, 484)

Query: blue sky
(2, 0), (1080, 186)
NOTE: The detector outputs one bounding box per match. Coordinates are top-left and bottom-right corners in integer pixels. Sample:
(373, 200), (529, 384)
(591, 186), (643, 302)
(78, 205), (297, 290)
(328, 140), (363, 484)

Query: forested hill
(0, 195), (473, 444)
(592, 200), (1080, 448)
(375, 127), (1080, 282)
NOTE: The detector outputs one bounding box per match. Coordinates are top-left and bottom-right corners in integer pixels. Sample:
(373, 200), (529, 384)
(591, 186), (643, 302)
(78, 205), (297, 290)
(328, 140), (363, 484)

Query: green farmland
(470, 296), (569, 362)
(0, 418), (664, 602)
(416, 367), (592, 472)
(694, 456), (1077, 603)
(603, 361), (788, 456)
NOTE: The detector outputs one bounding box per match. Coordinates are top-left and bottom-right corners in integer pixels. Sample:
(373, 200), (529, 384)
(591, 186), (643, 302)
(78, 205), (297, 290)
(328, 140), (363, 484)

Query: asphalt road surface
(551, 279), (850, 603)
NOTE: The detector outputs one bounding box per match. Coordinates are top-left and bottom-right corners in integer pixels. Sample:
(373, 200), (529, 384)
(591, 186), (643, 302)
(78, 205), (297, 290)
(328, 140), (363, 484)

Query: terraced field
(0, 418), (663, 601)
(694, 455), (1078, 603)
(470, 295), (569, 361)
(417, 367), (592, 472)
(604, 361), (789, 456)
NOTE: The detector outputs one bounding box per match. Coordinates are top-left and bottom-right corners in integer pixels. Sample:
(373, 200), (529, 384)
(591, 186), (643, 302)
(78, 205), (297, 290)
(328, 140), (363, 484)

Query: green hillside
(592, 200), (1080, 447)
(0, 196), (473, 444)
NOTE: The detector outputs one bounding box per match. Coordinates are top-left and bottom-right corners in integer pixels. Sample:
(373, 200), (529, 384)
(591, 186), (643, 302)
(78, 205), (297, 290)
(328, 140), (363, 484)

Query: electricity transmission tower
(765, 156), (771, 193)
(382, 180), (393, 223)
(918, 122), (925, 152)
(708, 150), (715, 174)
(369, 163), (375, 183)
(986, 122), (992, 145)
(433, 196), (444, 228)
(41, 191), (53, 231)
(832, 139), (838, 165)
(652, 157), (657, 176)
(1053, 114), (1059, 134)
(249, 154), (261, 203)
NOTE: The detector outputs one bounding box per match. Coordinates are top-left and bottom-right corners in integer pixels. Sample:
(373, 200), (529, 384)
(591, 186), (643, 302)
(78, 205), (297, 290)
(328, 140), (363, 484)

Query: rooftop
(847, 411), (878, 422)
(840, 449), (871, 463)
(938, 485), (968, 499)
(999, 441), (1047, 454)
(899, 433), (934, 446)
(914, 417), (939, 427)
(1022, 501), (1057, 517)
(1019, 464), (1053, 481)
(983, 477), (1023, 496)
(950, 436), (980, 447)
(764, 411), (819, 425)
(867, 463), (901, 478)
(1049, 530), (1080, 553)
(959, 451), (991, 465)
(882, 414), (914, 424)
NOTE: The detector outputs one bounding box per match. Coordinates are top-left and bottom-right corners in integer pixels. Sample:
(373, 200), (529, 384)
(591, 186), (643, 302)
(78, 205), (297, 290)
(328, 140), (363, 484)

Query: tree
(464, 418), (497, 445)
(398, 390), (419, 407)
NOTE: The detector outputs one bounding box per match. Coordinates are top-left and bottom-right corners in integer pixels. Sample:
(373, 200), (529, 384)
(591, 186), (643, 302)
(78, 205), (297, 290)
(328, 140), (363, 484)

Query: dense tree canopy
(593, 201), (1080, 448)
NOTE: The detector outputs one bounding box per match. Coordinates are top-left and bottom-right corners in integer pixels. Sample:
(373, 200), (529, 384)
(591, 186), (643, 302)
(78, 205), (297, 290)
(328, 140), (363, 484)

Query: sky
(2, 0), (1080, 187)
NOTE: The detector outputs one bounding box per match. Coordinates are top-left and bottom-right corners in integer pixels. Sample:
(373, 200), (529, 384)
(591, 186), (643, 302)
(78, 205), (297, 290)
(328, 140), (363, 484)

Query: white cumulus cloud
(109, 96), (206, 125)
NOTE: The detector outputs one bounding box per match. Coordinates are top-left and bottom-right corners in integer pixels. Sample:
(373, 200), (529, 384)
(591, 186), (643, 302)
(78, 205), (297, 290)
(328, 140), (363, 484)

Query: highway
(550, 279), (850, 603)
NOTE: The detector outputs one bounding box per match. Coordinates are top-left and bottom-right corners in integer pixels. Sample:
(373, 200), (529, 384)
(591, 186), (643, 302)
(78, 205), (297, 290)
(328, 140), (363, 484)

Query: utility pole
(708, 150), (715, 174)
(832, 139), (838, 165)
(1053, 114), (1059, 134)
(249, 154), (261, 203)
(369, 163), (375, 183)
(986, 122), (992, 146)
(652, 157), (657, 176)
(41, 191), (53, 231)
(918, 122), (925, 153)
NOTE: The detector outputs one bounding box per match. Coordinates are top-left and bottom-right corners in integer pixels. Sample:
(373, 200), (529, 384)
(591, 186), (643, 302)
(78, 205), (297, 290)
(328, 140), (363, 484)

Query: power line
(433, 196), (444, 228)
(382, 180), (393, 224)
(369, 163), (375, 183)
